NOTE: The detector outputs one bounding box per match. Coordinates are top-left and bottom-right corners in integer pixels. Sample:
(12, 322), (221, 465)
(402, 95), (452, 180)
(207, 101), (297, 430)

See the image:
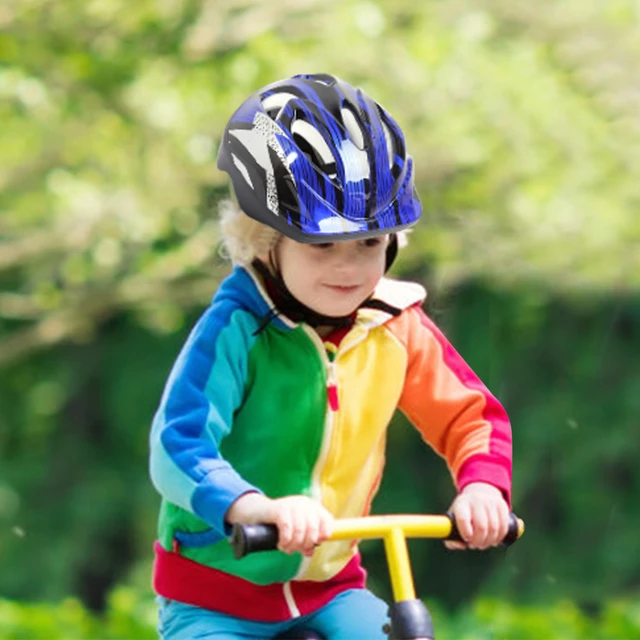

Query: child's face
(276, 235), (389, 317)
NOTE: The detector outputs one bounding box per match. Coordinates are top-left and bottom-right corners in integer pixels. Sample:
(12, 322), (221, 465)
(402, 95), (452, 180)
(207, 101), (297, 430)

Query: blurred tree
(1, 0), (639, 366)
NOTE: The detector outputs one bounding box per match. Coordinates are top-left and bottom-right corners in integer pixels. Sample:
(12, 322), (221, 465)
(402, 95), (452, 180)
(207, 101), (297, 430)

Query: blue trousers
(157, 588), (389, 639)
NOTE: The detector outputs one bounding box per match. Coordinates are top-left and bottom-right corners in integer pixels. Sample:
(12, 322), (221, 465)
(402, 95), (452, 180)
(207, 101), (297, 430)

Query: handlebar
(231, 512), (524, 560)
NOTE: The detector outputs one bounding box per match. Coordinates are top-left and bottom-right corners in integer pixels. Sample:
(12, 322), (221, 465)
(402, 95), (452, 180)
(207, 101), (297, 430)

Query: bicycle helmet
(217, 73), (421, 243)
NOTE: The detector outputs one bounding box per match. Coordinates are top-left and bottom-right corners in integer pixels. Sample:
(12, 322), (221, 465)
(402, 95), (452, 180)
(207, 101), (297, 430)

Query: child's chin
(314, 303), (358, 318)
(306, 293), (364, 318)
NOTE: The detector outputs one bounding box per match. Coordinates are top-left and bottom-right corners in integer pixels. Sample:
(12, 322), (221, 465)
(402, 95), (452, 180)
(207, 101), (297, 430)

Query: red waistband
(153, 541), (367, 622)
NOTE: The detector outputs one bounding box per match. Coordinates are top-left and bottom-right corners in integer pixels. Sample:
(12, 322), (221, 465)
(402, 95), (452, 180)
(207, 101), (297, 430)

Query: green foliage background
(1, 0), (639, 638)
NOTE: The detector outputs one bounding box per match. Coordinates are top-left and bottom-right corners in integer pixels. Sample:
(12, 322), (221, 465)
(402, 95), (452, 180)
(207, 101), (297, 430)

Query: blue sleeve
(149, 302), (261, 535)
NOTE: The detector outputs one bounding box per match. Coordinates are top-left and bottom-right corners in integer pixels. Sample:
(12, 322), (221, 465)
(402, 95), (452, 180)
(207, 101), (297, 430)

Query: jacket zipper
(293, 325), (369, 583)
(302, 325), (367, 413)
(326, 358), (339, 411)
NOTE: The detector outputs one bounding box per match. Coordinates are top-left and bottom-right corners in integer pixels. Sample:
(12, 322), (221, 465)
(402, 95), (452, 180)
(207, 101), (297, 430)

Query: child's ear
(255, 236), (279, 265)
(255, 243), (280, 273)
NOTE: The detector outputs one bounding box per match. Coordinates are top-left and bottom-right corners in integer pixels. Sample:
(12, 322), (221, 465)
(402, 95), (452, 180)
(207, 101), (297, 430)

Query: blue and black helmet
(217, 73), (422, 243)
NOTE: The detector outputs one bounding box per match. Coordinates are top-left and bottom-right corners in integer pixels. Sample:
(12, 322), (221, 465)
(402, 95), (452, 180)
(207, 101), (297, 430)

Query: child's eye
(314, 243), (334, 249)
(363, 238), (383, 247)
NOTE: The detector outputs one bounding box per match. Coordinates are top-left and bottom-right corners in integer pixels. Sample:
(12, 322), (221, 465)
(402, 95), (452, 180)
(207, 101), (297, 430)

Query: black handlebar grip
(446, 511), (522, 549)
(231, 523), (279, 559)
(232, 513), (524, 559)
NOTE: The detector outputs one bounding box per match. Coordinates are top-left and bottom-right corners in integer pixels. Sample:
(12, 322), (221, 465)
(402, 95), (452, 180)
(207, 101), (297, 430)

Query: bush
(434, 598), (640, 639)
(2, 589), (640, 639)
(0, 587), (156, 640)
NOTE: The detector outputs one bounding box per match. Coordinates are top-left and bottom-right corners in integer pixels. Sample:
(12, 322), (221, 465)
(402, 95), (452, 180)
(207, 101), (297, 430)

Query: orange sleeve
(388, 305), (512, 504)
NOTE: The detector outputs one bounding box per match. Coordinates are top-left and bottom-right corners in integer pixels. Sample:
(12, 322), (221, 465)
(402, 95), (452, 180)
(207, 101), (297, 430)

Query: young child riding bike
(149, 73), (513, 640)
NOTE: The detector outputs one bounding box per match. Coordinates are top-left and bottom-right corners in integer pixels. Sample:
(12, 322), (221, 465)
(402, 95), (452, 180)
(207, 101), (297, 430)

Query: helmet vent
(341, 107), (365, 150)
(261, 92), (297, 119)
(381, 119), (395, 169)
(291, 119), (337, 178)
(308, 74), (333, 86)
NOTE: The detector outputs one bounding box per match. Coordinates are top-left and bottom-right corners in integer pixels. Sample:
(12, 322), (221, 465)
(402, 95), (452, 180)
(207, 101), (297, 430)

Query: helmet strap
(385, 233), (398, 271)
(252, 256), (355, 329)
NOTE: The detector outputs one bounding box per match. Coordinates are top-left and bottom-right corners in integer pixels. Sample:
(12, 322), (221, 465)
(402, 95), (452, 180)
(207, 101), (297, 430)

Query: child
(149, 73), (512, 640)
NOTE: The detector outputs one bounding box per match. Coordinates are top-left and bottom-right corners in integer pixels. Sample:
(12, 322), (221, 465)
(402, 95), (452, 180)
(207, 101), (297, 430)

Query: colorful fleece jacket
(149, 264), (512, 620)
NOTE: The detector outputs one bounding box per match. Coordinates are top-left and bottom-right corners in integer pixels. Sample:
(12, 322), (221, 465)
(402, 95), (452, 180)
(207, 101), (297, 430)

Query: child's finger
(301, 519), (320, 551)
(318, 512), (334, 541)
(468, 503), (490, 549)
(489, 502), (510, 546)
(288, 512), (307, 552)
(444, 540), (467, 551)
(278, 508), (301, 553)
(499, 502), (511, 541)
(277, 517), (293, 550)
(453, 500), (474, 543)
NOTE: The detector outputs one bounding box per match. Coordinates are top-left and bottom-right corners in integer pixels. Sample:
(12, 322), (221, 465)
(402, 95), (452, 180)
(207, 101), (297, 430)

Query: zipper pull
(327, 360), (340, 412)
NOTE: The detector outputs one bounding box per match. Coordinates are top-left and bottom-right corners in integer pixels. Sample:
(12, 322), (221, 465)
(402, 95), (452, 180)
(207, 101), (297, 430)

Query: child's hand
(226, 493), (334, 557)
(445, 482), (510, 551)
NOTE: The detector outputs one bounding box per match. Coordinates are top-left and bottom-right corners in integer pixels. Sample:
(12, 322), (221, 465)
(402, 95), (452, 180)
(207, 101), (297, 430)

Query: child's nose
(332, 249), (361, 272)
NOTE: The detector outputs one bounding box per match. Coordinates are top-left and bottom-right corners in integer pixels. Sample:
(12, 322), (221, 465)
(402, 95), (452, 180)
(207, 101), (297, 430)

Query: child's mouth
(324, 284), (360, 293)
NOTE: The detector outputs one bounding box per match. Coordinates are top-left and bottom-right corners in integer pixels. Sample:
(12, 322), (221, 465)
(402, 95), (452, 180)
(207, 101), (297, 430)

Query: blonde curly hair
(218, 199), (281, 265)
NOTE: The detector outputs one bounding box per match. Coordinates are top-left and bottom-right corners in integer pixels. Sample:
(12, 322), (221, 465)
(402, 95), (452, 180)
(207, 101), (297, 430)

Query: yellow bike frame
(324, 515), (525, 602)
